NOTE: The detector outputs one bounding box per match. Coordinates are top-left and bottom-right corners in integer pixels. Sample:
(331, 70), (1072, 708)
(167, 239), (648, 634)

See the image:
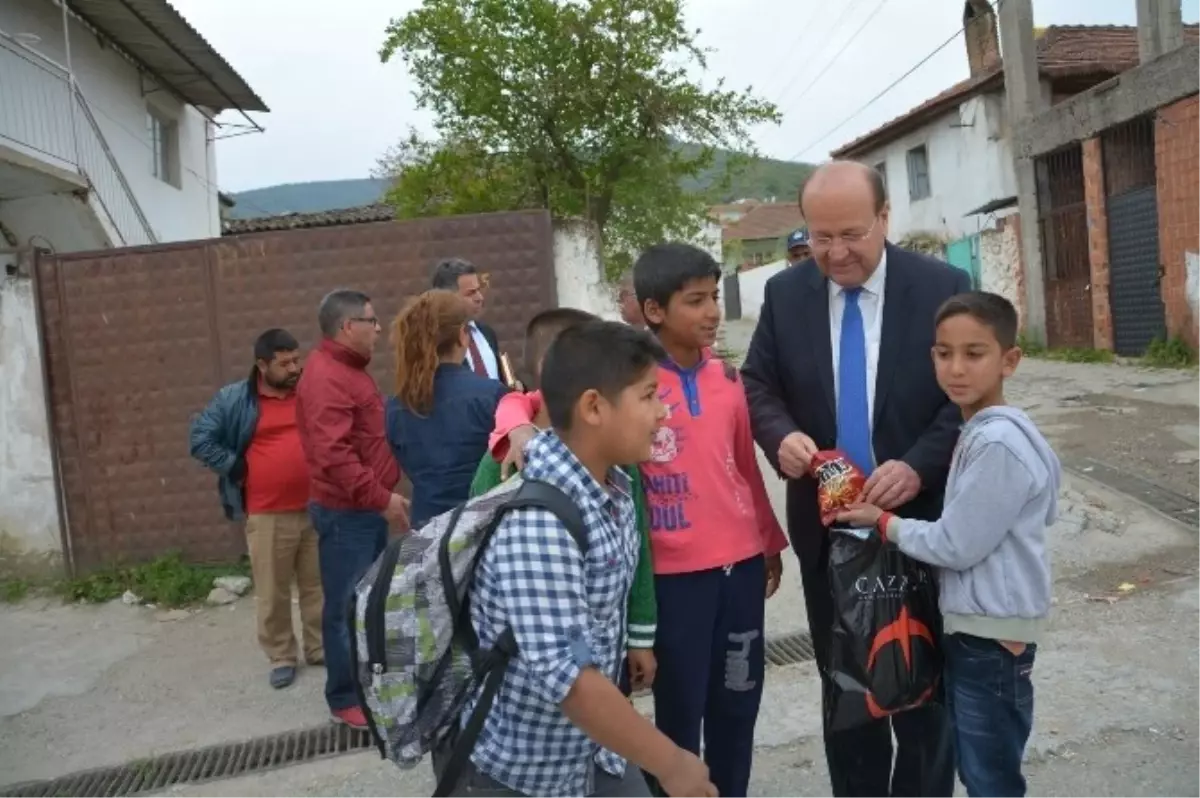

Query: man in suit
(431, 258), (502, 380)
(740, 160), (970, 797)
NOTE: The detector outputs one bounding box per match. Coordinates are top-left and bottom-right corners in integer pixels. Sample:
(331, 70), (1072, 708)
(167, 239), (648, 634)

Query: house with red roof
(830, 0), (1197, 332)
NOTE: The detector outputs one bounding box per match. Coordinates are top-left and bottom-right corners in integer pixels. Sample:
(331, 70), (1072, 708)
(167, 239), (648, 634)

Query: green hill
(228, 150), (815, 219)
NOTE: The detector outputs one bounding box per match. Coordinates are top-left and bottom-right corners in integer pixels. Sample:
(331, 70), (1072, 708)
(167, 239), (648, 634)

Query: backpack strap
(506, 478), (589, 554)
(434, 479), (589, 797)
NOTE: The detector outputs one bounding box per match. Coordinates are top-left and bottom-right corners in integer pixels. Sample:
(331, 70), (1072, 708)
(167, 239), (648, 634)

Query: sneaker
(269, 666), (296, 689)
(331, 706), (369, 730)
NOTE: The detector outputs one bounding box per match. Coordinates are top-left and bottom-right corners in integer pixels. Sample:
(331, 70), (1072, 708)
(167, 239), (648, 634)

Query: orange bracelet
(877, 512), (895, 543)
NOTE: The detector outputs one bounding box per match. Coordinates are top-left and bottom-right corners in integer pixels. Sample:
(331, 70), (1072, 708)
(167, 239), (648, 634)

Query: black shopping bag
(825, 525), (942, 732)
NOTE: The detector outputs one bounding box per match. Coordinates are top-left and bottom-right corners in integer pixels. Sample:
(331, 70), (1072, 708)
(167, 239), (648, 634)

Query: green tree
(379, 0), (779, 275)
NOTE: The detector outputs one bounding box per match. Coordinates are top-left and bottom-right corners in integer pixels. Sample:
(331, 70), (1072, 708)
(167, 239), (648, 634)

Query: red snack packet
(810, 449), (867, 526)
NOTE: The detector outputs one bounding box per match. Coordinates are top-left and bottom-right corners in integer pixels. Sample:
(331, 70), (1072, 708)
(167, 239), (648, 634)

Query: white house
(0, 0), (266, 250)
(829, 1), (1165, 301)
(0, 0), (264, 576)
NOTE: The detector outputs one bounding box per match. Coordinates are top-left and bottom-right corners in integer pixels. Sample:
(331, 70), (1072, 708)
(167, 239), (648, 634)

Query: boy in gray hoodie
(836, 291), (1060, 798)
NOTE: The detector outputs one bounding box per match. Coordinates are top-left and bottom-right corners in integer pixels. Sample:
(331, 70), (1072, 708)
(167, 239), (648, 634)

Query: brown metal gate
(1035, 144), (1093, 349)
(34, 210), (557, 572)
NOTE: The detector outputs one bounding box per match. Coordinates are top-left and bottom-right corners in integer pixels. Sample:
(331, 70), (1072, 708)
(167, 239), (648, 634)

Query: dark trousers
(796, 543), (956, 798)
(308, 503), (388, 711)
(443, 760), (652, 797)
(652, 555), (766, 798)
(944, 634), (1037, 798)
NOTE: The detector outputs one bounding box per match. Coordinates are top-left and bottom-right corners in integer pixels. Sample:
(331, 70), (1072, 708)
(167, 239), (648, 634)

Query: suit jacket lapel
(804, 266), (836, 423)
(873, 245), (912, 427)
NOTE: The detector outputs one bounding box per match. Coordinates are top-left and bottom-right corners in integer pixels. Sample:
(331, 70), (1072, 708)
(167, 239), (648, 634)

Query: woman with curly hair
(385, 290), (507, 529)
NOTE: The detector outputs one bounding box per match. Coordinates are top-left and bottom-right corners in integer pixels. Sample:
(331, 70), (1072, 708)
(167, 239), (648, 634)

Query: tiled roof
(721, 203), (802, 242)
(832, 25), (1200, 157)
(222, 204), (395, 235)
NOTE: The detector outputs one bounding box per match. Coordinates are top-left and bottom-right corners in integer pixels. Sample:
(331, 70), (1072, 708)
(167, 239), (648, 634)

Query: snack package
(810, 449), (867, 526)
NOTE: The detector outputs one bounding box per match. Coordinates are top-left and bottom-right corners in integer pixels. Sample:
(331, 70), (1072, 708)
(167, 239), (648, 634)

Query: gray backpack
(348, 476), (586, 797)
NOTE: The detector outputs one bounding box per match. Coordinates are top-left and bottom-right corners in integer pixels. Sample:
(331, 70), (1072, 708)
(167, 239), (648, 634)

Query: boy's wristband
(877, 512), (895, 543)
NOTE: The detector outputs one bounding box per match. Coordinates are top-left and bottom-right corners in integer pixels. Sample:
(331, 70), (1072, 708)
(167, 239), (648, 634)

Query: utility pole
(1136, 0), (1183, 63)
(999, 0), (1047, 344)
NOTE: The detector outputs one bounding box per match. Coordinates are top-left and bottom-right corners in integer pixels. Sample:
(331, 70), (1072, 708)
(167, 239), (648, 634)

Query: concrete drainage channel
(0, 631), (816, 797)
(1066, 456), (1200, 528)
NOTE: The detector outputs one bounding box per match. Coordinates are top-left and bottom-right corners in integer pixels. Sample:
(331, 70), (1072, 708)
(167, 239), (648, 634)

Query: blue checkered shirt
(463, 430), (639, 797)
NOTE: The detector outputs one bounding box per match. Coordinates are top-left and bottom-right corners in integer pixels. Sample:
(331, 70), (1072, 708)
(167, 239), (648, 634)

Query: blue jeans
(308, 503), (388, 711)
(944, 633), (1037, 798)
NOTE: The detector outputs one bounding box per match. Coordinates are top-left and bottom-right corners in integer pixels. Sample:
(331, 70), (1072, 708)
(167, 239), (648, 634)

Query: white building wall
(1, 0), (219, 245)
(0, 271), (62, 575)
(851, 93), (1017, 242)
(738, 259), (788, 321)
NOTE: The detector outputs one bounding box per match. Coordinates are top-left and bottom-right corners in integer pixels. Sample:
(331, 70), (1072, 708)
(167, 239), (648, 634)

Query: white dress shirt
(828, 249), (887, 445)
(466, 321), (501, 380)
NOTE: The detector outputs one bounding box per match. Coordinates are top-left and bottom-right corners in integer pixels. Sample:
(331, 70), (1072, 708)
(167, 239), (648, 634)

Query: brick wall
(1083, 137), (1114, 349)
(1156, 94), (1200, 350)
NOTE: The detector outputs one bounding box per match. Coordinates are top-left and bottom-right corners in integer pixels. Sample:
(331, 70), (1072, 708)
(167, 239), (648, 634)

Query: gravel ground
(1, 322), (1196, 796)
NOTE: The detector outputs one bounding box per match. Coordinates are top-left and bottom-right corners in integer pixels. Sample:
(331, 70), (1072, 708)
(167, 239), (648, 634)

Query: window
(874, 161), (887, 193)
(146, 108), (177, 185)
(906, 145), (931, 201)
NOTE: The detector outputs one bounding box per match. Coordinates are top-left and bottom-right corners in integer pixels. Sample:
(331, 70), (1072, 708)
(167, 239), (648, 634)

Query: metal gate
(723, 273), (742, 320)
(1034, 144), (1093, 349)
(34, 210), (557, 572)
(1103, 116), (1164, 356)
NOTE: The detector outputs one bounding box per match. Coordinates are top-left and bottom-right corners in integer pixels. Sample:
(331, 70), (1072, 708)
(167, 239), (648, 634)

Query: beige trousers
(245, 511), (324, 667)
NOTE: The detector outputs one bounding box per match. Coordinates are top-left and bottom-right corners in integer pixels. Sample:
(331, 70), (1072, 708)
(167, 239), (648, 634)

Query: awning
(66, 0), (268, 113)
(963, 196), (1018, 216)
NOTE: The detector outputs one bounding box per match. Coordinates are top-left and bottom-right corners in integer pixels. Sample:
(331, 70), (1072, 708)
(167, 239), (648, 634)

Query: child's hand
(501, 424), (537, 479)
(834, 502), (884, 529)
(627, 648), (657, 691)
(765, 553), (783, 599)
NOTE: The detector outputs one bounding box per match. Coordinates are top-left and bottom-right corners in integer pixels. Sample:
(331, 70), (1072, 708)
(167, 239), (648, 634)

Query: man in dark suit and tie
(741, 160), (970, 797)
(431, 258), (503, 381)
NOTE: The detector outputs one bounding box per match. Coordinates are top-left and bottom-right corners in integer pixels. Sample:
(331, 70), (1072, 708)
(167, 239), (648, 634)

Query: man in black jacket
(431, 257), (502, 381)
(740, 161), (970, 797)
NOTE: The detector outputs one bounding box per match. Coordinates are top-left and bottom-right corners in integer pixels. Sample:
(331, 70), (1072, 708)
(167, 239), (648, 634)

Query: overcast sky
(172, 0), (1200, 193)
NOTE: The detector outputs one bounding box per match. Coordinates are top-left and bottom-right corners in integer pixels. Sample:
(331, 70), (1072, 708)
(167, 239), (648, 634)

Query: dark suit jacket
(463, 321), (502, 374)
(740, 243), (971, 569)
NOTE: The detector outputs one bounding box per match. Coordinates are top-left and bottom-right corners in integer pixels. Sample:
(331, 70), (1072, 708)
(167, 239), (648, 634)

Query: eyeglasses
(809, 217), (879, 251)
(349, 316), (380, 327)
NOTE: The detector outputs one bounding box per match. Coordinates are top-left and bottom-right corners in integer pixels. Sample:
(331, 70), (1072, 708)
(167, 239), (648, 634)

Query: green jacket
(469, 455), (657, 649)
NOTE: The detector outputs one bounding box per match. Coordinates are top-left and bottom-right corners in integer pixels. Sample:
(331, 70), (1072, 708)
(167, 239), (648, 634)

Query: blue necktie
(837, 288), (874, 476)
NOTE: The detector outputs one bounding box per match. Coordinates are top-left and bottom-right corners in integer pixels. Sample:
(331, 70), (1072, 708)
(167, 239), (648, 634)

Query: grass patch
(1018, 335), (1114, 364)
(1, 578), (30, 603)
(1141, 336), (1197, 369)
(56, 552), (250, 608)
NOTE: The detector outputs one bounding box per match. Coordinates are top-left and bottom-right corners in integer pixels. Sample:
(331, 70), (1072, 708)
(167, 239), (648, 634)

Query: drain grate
(0, 724), (375, 797)
(2, 632), (817, 797)
(1068, 457), (1199, 528)
(765, 630), (816, 667)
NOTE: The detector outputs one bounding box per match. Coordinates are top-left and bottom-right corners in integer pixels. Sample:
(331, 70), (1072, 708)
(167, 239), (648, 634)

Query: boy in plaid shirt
(456, 321), (714, 797)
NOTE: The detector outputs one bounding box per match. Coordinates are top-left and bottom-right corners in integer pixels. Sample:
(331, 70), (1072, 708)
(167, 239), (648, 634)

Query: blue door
(945, 235), (981, 288)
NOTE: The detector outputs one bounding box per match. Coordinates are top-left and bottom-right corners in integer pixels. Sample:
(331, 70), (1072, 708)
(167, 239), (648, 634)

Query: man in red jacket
(296, 288), (408, 729)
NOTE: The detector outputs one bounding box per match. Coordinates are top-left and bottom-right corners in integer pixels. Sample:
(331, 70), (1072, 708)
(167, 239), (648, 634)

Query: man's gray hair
(317, 288), (371, 338)
(431, 257), (478, 290)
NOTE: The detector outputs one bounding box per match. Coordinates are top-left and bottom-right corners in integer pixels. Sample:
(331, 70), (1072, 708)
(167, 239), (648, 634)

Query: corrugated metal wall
(35, 210), (557, 571)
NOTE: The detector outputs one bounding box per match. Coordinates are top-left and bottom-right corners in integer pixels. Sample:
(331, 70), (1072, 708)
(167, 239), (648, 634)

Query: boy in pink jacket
(490, 243), (787, 797)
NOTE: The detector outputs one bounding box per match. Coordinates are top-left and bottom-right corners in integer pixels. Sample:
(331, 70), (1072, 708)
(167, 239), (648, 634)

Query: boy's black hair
(935, 291), (1019, 349)
(541, 320), (666, 432)
(523, 308), (599, 387)
(253, 328), (299, 363)
(632, 242), (721, 329)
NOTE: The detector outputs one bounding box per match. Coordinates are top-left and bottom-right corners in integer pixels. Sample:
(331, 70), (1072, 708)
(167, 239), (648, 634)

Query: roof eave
(65, 0), (268, 114)
(832, 72), (1004, 159)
